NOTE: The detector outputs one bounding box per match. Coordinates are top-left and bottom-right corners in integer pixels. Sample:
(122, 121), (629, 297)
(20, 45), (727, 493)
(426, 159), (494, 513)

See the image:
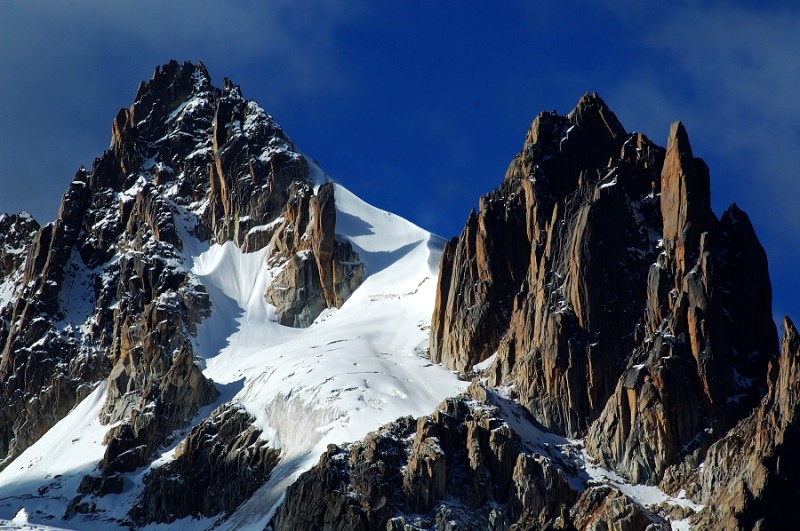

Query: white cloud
(595, 4), (799, 224)
(600, 2), (800, 320)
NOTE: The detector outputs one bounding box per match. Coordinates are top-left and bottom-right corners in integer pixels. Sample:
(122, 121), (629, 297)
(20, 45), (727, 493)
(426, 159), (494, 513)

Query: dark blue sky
(1, 1), (798, 324)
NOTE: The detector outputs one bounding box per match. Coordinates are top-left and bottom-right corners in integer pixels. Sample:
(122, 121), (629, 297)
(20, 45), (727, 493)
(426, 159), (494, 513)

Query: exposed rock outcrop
(0, 212), (39, 279)
(586, 125), (777, 484)
(433, 94), (661, 437)
(129, 403), (280, 525)
(0, 170), (109, 470)
(569, 486), (668, 531)
(271, 382), (675, 531)
(271, 384), (577, 531)
(264, 182), (365, 327)
(0, 211), (40, 399)
(206, 78), (309, 247)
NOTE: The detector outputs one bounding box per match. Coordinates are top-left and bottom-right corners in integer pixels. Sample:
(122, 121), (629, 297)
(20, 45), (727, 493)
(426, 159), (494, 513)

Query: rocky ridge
(128, 403), (281, 525)
(270, 93), (797, 529)
(271, 383), (669, 531)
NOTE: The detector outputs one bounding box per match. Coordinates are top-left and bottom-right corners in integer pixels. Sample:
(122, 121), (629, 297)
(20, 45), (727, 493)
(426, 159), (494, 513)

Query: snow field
(193, 182), (466, 528)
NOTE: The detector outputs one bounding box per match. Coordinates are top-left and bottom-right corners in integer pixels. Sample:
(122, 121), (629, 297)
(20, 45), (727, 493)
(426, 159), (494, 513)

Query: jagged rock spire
(660, 121), (713, 283)
(432, 93), (779, 488)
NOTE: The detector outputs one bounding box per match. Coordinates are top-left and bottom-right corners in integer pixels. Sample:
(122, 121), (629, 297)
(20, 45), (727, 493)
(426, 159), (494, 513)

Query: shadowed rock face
(693, 318), (800, 529)
(0, 168), (111, 470)
(586, 125), (777, 485)
(271, 385), (572, 531)
(128, 403), (280, 525)
(0, 212), (39, 279)
(0, 60), (363, 516)
(431, 93), (778, 484)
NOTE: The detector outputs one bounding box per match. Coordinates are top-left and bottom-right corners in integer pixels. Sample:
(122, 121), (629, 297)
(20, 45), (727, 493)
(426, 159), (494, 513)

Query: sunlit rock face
(431, 93), (777, 485)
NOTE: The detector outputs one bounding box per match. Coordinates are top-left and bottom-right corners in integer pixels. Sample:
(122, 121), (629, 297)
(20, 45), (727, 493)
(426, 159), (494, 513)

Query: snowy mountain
(1, 61), (798, 530)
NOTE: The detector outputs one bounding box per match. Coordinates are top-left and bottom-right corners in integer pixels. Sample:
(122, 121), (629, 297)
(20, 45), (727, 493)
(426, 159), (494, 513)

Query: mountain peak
(435, 92), (779, 490)
(133, 59), (212, 108)
(0, 62), (464, 526)
(570, 91), (626, 140)
(660, 119), (713, 278)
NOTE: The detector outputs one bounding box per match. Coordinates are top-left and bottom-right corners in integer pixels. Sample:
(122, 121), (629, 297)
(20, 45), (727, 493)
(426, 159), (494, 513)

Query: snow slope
(0, 385), (108, 530)
(194, 182), (467, 529)
(0, 180), (467, 529)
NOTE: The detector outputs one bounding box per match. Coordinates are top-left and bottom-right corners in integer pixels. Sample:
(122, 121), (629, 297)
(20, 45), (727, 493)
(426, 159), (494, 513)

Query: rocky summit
(0, 62), (796, 530)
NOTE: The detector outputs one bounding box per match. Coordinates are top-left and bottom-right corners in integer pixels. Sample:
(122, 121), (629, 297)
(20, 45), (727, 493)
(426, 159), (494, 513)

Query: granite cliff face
(431, 94), (777, 485)
(694, 317), (800, 529)
(0, 65), (796, 530)
(585, 122), (777, 486)
(432, 94), (659, 438)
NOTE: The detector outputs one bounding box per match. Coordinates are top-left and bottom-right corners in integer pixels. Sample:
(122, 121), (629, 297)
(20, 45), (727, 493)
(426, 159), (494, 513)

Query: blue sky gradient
(1, 1), (797, 324)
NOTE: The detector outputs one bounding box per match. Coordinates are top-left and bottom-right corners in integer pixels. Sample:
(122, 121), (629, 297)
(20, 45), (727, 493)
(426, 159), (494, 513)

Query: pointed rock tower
(431, 94), (778, 486)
